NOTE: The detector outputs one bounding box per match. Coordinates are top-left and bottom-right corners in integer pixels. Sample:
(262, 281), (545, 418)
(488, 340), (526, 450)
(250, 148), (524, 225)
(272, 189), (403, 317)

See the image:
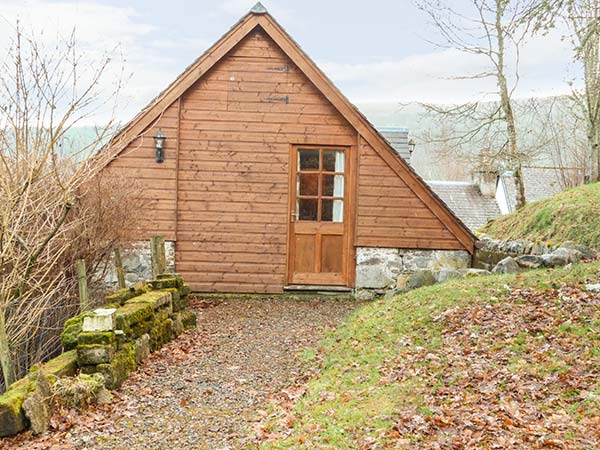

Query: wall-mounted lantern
(154, 129), (166, 163)
(408, 138), (416, 158)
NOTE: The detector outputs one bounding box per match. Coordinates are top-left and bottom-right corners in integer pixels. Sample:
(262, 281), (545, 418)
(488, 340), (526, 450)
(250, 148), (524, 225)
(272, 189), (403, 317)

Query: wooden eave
(104, 10), (477, 253)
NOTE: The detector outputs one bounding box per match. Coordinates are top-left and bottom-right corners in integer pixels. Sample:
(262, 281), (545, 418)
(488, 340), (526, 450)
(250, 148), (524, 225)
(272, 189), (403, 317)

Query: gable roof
(499, 166), (585, 213)
(105, 4), (477, 252)
(428, 181), (501, 232)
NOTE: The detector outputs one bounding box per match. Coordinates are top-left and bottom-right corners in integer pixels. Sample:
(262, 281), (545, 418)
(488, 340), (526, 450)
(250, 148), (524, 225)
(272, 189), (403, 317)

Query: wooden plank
(179, 120), (353, 137)
(180, 109), (347, 126)
(186, 281), (283, 294)
(182, 99), (339, 115)
(178, 181), (287, 194)
(356, 237), (466, 250)
(178, 190), (287, 203)
(177, 251), (285, 264)
(177, 130), (355, 146)
(176, 261), (285, 275)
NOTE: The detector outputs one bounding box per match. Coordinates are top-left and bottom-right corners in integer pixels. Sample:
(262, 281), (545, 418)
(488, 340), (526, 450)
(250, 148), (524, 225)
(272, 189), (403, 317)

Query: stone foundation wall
(355, 247), (471, 289)
(104, 241), (176, 287)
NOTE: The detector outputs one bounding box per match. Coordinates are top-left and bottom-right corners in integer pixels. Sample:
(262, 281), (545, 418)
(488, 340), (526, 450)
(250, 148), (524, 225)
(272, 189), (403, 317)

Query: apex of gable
(250, 2), (268, 14)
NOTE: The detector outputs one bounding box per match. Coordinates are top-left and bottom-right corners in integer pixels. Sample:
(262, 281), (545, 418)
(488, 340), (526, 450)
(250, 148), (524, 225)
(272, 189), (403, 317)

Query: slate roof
(500, 166), (585, 212)
(378, 127), (411, 161)
(427, 181), (501, 232)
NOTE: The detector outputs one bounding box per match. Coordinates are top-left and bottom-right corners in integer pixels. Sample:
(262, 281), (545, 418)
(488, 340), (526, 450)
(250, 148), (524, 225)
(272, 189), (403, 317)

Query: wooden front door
(288, 146), (349, 286)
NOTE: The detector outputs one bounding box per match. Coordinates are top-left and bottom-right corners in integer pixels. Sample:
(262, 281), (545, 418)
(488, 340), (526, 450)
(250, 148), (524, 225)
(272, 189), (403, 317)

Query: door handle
(290, 211), (297, 223)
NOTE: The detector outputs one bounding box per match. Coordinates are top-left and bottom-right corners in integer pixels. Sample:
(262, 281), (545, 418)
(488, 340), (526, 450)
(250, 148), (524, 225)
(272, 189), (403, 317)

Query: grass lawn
(257, 262), (600, 449)
(480, 182), (600, 248)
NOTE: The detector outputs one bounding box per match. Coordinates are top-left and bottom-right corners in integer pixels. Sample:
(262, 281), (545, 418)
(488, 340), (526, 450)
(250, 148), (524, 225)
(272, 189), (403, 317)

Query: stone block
(39, 350), (78, 378)
(78, 331), (115, 346)
(77, 344), (115, 365)
(355, 248), (402, 289)
(354, 289), (376, 301)
(82, 309), (117, 332)
(115, 301), (154, 336)
(61, 312), (94, 351)
(434, 269), (462, 283)
(93, 343), (136, 390)
(515, 255), (544, 269)
(173, 313), (184, 337)
(407, 270), (436, 290)
(134, 334), (151, 364)
(150, 318), (174, 351)
(150, 275), (184, 290)
(492, 257), (521, 274)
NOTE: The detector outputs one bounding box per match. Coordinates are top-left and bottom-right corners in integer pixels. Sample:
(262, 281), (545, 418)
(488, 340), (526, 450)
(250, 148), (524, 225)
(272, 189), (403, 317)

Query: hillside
(258, 262), (600, 448)
(480, 182), (600, 248)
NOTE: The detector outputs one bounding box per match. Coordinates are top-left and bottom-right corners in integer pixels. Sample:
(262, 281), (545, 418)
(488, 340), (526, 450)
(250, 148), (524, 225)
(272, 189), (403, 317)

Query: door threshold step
(284, 284), (353, 294)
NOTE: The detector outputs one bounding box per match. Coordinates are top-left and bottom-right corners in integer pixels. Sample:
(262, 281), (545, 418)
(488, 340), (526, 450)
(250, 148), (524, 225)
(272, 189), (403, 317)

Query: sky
(0, 0), (578, 124)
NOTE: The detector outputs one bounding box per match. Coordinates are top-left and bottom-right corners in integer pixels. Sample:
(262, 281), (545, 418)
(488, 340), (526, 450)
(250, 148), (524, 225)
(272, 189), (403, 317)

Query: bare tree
(525, 0), (600, 181)
(0, 24), (128, 388)
(415, 0), (539, 209)
(568, 1), (600, 180)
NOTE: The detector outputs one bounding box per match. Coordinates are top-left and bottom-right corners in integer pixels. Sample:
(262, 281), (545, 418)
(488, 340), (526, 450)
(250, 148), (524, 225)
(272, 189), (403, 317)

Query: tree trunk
(495, 0), (526, 208)
(0, 309), (15, 389)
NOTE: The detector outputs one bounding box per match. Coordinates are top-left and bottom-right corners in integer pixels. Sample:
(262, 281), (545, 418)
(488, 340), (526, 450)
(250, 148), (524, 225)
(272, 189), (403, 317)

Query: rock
(173, 313), (184, 337)
(586, 283), (600, 292)
(515, 255), (544, 269)
(560, 241), (597, 259)
(95, 388), (113, 405)
(551, 247), (582, 264)
(82, 309), (117, 332)
(355, 248), (403, 289)
(395, 274), (410, 291)
(407, 270), (436, 290)
(134, 334), (151, 365)
(492, 257), (521, 274)
(354, 289), (375, 301)
(77, 344), (115, 365)
(434, 269), (462, 283)
(462, 268), (492, 277)
(541, 253), (568, 268)
(22, 371), (52, 435)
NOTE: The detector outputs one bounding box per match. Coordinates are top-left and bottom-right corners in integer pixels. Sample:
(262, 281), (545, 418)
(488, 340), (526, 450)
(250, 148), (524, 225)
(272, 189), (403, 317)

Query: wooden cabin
(103, 3), (476, 293)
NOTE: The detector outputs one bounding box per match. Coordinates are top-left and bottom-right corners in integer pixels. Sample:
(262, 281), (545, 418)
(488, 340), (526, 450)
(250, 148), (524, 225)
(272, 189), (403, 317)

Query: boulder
(492, 257), (521, 274)
(552, 247), (583, 263)
(541, 253), (568, 268)
(531, 242), (551, 255)
(560, 241), (597, 259)
(384, 288), (403, 299)
(515, 255), (544, 269)
(551, 247), (582, 264)
(407, 270), (436, 290)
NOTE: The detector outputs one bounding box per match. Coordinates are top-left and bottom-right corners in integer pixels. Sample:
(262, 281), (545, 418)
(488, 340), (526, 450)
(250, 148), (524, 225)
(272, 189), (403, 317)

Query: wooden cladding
(356, 137), (463, 250)
(103, 18), (474, 293)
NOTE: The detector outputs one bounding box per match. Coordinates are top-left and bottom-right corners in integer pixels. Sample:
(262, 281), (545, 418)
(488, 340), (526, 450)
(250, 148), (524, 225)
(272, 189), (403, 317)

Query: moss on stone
(105, 288), (137, 306)
(115, 302), (154, 335)
(180, 284), (191, 297)
(149, 318), (174, 351)
(77, 331), (115, 346)
(150, 275), (183, 291)
(94, 343), (136, 390)
(0, 379), (33, 437)
(127, 291), (171, 312)
(180, 310), (197, 330)
(61, 311), (95, 351)
(39, 350), (78, 378)
(77, 344), (115, 365)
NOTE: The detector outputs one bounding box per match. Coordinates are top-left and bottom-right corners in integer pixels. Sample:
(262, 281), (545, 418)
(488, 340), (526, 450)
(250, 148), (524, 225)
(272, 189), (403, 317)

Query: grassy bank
(258, 262), (600, 449)
(480, 182), (600, 248)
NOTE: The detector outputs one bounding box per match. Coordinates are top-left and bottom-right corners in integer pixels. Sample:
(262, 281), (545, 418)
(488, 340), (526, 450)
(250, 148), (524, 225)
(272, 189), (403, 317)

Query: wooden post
(76, 259), (90, 312)
(151, 236), (166, 278)
(114, 248), (126, 289)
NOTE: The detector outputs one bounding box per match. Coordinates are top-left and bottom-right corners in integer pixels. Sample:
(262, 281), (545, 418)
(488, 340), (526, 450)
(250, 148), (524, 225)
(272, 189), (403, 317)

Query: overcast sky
(0, 0), (577, 124)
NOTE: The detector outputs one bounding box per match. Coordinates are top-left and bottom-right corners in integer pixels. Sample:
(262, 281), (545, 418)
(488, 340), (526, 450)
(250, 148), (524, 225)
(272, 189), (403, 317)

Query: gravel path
(8, 296), (358, 450)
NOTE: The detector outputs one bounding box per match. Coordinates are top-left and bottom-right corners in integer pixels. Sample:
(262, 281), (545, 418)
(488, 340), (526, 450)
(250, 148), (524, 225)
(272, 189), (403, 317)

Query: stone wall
(0, 274), (196, 438)
(355, 248), (471, 289)
(104, 241), (176, 287)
